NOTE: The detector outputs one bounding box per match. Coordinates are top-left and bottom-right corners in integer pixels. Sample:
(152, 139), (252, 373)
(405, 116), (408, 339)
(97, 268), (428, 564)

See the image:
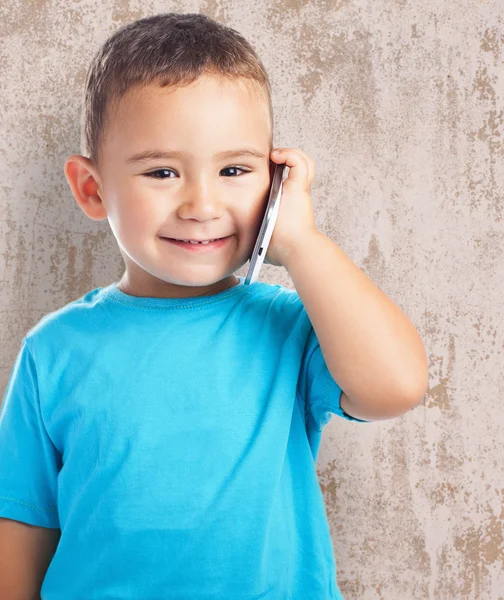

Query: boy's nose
(177, 194), (226, 220)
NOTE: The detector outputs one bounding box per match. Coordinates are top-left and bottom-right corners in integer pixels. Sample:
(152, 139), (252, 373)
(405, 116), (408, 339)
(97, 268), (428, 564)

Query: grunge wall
(1, 1), (502, 598)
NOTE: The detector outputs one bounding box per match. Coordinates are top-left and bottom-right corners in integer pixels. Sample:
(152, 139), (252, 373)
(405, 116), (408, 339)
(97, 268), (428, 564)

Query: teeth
(180, 239), (217, 244)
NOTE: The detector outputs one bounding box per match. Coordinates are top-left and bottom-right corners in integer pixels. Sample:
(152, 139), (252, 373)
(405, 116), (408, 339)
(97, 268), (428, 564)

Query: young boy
(0, 12), (428, 600)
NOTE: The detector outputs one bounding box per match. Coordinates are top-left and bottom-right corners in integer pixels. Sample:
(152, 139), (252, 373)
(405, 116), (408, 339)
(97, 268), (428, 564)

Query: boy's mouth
(160, 236), (232, 251)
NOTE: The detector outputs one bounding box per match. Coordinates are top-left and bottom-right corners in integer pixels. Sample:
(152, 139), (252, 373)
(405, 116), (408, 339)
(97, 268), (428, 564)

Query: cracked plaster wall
(1, 1), (503, 598)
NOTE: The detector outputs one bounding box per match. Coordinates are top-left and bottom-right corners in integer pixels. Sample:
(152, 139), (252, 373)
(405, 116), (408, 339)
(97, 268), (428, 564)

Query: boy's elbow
(341, 383), (426, 421)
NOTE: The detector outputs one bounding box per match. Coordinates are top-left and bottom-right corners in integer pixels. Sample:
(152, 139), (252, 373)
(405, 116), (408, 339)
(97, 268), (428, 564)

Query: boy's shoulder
(24, 286), (106, 346)
(238, 280), (310, 340)
(248, 279), (297, 301)
(244, 279), (305, 314)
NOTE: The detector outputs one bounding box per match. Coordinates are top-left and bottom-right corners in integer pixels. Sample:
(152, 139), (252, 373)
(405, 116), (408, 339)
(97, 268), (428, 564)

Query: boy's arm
(283, 230), (429, 421)
(0, 518), (60, 600)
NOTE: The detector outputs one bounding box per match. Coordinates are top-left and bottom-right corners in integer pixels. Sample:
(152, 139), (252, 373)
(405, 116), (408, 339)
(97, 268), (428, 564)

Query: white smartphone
(244, 162), (289, 285)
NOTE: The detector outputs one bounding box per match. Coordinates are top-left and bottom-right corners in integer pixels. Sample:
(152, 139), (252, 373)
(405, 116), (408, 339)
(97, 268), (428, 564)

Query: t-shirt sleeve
(0, 338), (60, 528)
(299, 325), (371, 430)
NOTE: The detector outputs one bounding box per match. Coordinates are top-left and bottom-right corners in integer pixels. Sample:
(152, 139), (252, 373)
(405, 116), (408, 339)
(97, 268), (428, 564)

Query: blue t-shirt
(0, 276), (368, 600)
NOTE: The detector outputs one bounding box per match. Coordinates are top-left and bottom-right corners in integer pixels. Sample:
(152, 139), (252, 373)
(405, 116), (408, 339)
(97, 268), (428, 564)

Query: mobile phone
(244, 162), (288, 285)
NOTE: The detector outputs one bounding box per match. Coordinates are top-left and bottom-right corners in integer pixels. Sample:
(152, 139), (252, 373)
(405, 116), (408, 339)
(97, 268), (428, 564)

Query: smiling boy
(0, 12), (428, 600)
(69, 74), (271, 299)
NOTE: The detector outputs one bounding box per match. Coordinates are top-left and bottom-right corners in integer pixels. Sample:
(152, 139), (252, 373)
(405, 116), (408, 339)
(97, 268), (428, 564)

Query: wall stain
(110, 0), (143, 25)
(200, 0), (231, 22)
(473, 65), (496, 102)
(0, 0), (51, 38)
(265, 0), (379, 153)
(480, 27), (504, 60)
(268, 0), (350, 19)
(435, 490), (504, 598)
(425, 332), (456, 414)
(466, 26), (503, 221)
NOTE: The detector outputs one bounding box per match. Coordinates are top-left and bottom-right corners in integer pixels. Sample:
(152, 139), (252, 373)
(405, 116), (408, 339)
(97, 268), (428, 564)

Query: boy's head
(64, 13), (275, 298)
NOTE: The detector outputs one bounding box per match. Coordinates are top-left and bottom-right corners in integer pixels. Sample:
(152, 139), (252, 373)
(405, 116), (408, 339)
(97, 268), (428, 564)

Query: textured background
(1, 1), (503, 598)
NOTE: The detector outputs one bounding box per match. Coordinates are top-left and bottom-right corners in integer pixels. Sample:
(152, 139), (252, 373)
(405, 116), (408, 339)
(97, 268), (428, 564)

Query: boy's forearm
(283, 230), (429, 420)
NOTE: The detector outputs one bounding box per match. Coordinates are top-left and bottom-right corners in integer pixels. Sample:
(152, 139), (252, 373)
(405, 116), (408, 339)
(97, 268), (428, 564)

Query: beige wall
(1, 1), (503, 598)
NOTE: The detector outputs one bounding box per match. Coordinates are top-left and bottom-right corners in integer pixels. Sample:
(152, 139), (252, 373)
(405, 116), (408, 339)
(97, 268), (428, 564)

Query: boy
(0, 12), (428, 600)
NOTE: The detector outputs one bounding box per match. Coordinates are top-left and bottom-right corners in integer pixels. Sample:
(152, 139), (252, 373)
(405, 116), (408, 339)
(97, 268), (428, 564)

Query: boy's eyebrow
(126, 148), (266, 163)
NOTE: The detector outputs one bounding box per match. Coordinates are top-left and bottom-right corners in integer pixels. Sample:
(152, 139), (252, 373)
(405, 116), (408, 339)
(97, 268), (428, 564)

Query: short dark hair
(80, 12), (274, 168)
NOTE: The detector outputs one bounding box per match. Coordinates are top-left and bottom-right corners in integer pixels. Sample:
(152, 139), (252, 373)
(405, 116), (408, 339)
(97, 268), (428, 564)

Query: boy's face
(68, 74), (273, 298)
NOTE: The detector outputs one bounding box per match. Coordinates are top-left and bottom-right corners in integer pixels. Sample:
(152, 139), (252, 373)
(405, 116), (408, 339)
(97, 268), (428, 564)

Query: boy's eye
(221, 166), (250, 177)
(144, 166), (250, 179)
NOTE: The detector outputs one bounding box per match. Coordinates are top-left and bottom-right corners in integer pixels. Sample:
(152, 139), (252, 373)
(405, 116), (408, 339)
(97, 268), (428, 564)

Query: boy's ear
(64, 155), (108, 221)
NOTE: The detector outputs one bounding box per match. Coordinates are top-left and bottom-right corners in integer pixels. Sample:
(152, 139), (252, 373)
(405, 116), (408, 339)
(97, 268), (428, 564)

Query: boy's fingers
(270, 148), (314, 191)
